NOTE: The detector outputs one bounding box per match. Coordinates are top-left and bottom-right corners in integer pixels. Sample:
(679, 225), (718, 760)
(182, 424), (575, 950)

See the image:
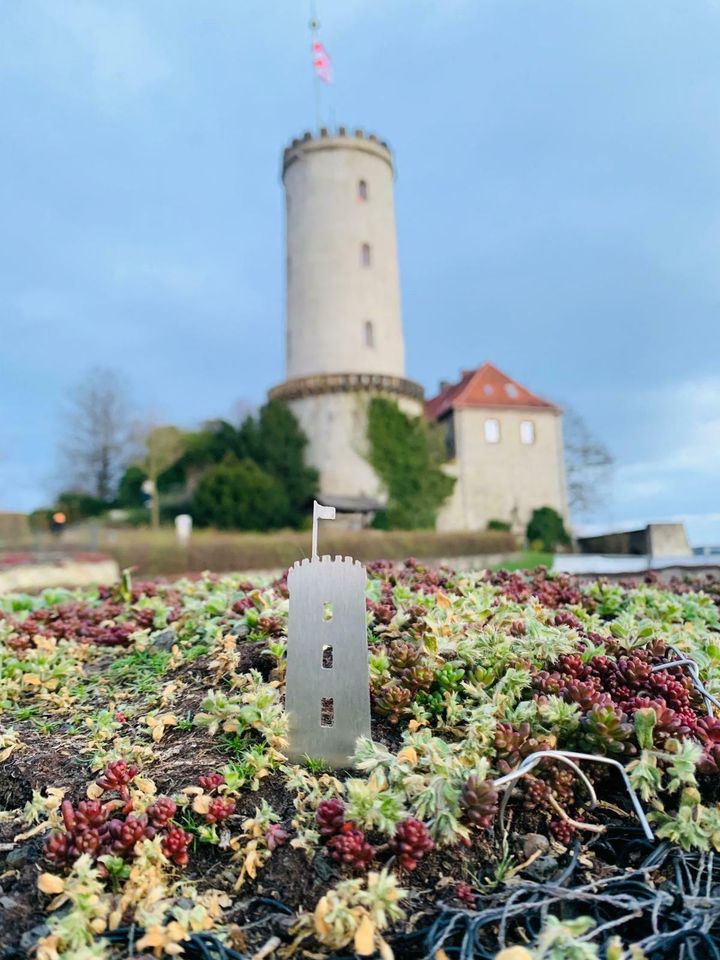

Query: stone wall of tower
(282, 130), (406, 380)
(271, 129), (423, 503)
(288, 390), (423, 503)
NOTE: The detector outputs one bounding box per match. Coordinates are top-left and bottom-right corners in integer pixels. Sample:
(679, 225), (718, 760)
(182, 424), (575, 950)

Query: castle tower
(269, 128), (423, 508)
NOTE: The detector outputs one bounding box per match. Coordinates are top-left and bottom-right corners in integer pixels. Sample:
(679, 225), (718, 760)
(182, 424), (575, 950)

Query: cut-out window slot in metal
(322, 645), (334, 669)
(321, 698), (335, 727)
(323, 601), (333, 621)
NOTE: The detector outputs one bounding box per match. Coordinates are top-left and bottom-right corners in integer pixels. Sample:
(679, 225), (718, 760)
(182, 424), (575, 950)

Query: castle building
(426, 363), (569, 533)
(269, 128), (569, 531)
(268, 129), (423, 512)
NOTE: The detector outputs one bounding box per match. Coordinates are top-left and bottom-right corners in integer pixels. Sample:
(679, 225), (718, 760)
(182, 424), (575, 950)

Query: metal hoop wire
(493, 749), (654, 842)
(652, 646), (720, 717)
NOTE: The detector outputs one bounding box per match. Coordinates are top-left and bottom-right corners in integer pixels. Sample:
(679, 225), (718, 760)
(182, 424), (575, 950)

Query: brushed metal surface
(286, 555), (371, 768)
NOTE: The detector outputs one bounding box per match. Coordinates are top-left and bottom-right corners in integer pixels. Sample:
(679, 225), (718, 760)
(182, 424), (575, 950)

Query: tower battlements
(282, 127), (393, 178)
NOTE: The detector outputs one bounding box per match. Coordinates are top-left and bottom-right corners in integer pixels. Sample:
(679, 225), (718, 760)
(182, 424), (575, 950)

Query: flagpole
(309, 3), (321, 131)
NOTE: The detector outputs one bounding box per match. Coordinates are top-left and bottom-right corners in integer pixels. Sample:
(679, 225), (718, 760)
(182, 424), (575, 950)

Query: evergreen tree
(242, 400), (318, 527)
(192, 457), (289, 531)
(526, 506), (571, 552)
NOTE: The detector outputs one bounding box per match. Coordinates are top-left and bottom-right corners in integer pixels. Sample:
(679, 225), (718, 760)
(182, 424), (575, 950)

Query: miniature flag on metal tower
(312, 39), (333, 84)
(312, 500), (336, 559)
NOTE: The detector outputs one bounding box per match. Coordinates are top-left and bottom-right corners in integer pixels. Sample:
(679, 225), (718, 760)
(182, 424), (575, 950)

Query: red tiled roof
(425, 363), (559, 420)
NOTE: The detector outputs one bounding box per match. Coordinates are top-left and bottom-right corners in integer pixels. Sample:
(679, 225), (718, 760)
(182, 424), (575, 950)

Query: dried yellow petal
(354, 914), (376, 956)
(37, 873), (65, 894)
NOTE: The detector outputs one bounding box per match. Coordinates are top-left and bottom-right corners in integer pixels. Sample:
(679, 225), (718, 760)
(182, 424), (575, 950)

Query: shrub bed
(1, 563), (720, 958)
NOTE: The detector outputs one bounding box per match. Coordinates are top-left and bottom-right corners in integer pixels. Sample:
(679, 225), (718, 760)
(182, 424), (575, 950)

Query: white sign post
(175, 514), (192, 547)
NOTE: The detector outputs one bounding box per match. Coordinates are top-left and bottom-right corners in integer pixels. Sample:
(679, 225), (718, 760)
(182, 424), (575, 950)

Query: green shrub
(487, 519), (512, 532)
(526, 506), (571, 552)
(191, 458), (289, 532)
(366, 398), (455, 529)
(55, 490), (108, 523)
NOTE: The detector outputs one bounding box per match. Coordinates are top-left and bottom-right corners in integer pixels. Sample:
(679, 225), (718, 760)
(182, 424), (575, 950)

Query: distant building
(269, 128), (568, 532)
(426, 364), (568, 533)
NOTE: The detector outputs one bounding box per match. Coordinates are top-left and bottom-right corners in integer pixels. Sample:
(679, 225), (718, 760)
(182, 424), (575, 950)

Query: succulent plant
(389, 817), (434, 871)
(316, 798), (346, 837)
(198, 772), (226, 793)
(266, 823), (289, 851)
(147, 797), (177, 829)
(460, 776), (498, 829)
(549, 819), (576, 846)
(494, 722), (552, 771)
(374, 682), (413, 724)
(45, 764), (185, 871)
(327, 823), (376, 870)
(162, 825), (193, 866)
(205, 797), (236, 824)
(577, 704), (633, 756)
(95, 760), (138, 800)
(454, 881), (476, 906)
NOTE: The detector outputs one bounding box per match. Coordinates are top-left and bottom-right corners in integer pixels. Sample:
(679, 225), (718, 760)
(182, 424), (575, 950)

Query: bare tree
(59, 368), (131, 502)
(563, 407), (614, 517)
(138, 425), (185, 529)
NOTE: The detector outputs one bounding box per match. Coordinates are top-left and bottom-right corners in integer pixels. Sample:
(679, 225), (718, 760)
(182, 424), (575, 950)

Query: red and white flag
(312, 40), (333, 84)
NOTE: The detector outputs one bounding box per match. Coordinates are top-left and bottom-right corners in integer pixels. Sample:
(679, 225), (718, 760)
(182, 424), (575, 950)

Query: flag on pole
(312, 500), (336, 558)
(312, 40), (333, 84)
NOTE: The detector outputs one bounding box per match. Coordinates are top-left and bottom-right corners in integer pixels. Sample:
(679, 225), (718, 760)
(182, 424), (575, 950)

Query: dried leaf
(86, 783), (104, 800)
(313, 896), (332, 939)
(397, 747), (418, 766)
(193, 794), (212, 815)
(354, 914), (376, 956)
(15, 822), (52, 842)
(134, 777), (157, 795)
(38, 873), (65, 894)
(436, 592), (451, 609)
(494, 948), (533, 960)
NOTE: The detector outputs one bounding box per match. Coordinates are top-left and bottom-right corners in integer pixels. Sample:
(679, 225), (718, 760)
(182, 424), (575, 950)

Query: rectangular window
(520, 420), (535, 444)
(321, 698), (334, 727)
(361, 243), (371, 267)
(484, 418), (500, 443)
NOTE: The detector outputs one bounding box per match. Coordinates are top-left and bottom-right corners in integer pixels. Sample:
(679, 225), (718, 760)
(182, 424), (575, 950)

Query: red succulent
(389, 818), (434, 871)
(316, 798), (346, 837)
(327, 824), (376, 870)
(162, 825), (193, 866)
(205, 797), (236, 824)
(198, 773), (226, 793)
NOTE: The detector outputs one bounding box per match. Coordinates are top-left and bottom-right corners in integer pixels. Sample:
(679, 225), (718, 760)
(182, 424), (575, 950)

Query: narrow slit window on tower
(321, 698), (335, 727)
(322, 601), (333, 621)
(322, 645), (334, 668)
(358, 179), (368, 201)
(364, 320), (375, 348)
(361, 243), (371, 267)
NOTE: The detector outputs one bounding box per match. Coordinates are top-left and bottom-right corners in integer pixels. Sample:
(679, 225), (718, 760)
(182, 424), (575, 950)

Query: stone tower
(269, 128), (423, 509)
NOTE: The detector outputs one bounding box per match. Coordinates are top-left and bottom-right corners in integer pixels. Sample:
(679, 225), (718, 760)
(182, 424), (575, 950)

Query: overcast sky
(2, 0), (719, 544)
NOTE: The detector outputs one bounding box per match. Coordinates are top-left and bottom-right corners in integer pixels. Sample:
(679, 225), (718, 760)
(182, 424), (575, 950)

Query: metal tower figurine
(285, 501), (371, 768)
